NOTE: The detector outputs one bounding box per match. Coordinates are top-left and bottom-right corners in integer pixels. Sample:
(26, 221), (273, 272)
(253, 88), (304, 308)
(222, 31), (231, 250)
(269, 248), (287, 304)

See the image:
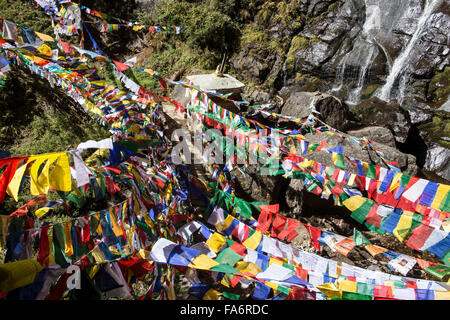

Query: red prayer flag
(113, 60), (130, 72)
(0, 156), (28, 202)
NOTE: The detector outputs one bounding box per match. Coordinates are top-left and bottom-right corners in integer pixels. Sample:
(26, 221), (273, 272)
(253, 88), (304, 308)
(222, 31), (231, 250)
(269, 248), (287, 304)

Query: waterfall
(330, 0), (380, 101)
(397, 72), (410, 105)
(330, 54), (348, 93)
(378, 0), (441, 102)
(347, 45), (376, 105)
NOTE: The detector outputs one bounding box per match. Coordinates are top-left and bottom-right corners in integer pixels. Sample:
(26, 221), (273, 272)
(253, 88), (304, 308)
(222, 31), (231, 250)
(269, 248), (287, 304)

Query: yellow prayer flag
(317, 282), (342, 299)
(28, 154), (59, 195)
(393, 210), (414, 242)
(37, 43), (52, 56)
(216, 215), (235, 233)
(49, 153), (72, 192)
(264, 281), (278, 292)
(189, 254), (219, 270)
(136, 249), (149, 260)
(0, 259), (43, 292)
(109, 207), (123, 237)
(91, 246), (105, 263)
(88, 264), (101, 278)
(339, 279), (357, 293)
(203, 288), (222, 300)
(364, 244), (388, 257)
(435, 290), (450, 300)
(220, 274), (231, 288)
(35, 31), (54, 42)
(269, 257), (283, 267)
(389, 172), (403, 192)
(342, 195), (366, 212)
(94, 212), (103, 235)
(6, 162), (28, 201)
(242, 230), (262, 250)
(35, 207), (52, 219)
(48, 234), (55, 266)
(205, 232), (226, 253)
(347, 173), (356, 187)
(430, 184), (450, 211)
(234, 261), (262, 275)
(63, 222), (74, 258)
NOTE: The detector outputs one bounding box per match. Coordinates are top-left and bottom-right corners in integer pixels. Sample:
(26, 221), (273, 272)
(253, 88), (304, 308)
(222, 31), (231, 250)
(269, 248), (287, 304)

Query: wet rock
(400, 98), (433, 125)
(423, 144), (450, 181)
(294, 41), (336, 74)
(350, 97), (412, 144)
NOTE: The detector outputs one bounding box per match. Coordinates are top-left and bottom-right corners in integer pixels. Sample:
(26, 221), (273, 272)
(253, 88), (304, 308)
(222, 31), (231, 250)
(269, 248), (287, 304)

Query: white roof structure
(186, 73), (245, 92)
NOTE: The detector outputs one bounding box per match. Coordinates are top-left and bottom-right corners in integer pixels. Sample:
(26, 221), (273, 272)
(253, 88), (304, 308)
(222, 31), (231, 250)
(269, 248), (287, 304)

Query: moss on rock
(428, 66), (450, 105)
(361, 84), (380, 99)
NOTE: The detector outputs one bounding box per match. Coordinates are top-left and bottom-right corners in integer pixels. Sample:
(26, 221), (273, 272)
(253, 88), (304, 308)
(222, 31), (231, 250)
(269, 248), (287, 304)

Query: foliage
(133, 0), (244, 80)
(0, 68), (110, 156)
(0, 0), (53, 35)
(428, 66), (450, 105)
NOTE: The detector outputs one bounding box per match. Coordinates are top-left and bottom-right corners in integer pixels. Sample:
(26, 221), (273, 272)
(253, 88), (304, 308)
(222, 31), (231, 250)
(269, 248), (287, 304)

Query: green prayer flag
(236, 198), (253, 219)
(210, 264), (239, 274)
(353, 228), (371, 246)
(350, 199), (374, 224)
(342, 292), (372, 300)
(356, 282), (373, 296)
(53, 224), (69, 266)
(89, 214), (100, 236)
(400, 174), (412, 187)
(425, 264), (450, 281)
(367, 165), (377, 180)
(326, 167), (335, 177)
(282, 262), (295, 271)
(247, 227), (256, 239)
(364, 222), (386, 235)
(439, 190), (450, 212)
(333, 153), (346, 170)
(223, 291), (240, 300)
(277, 285), (290, 295)
(215, 248), (244, 266)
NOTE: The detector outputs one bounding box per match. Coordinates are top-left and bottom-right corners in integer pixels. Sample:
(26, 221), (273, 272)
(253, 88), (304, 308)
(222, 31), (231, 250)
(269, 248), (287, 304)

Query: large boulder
(400, 97), (433, 125)
(350, 97), (412, 144)
(233, 165), (287, 205)
(278, 91), (353, 131)
(347, 126), (396, 148)
(232, 52), (271, 85)
(423, 144), (450, 181)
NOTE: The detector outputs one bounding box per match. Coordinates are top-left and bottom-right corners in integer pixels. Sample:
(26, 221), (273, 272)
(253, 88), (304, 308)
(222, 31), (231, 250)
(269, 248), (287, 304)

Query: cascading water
(330, 54), (348, 93)
(378, 0), (442, 102)
(330, 0), (381, 103)
(347, 44), (376, 105)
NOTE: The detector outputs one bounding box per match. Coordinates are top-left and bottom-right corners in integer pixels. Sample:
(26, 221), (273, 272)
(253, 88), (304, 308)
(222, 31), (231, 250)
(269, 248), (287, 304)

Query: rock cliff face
(229, 0), (450, 182)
